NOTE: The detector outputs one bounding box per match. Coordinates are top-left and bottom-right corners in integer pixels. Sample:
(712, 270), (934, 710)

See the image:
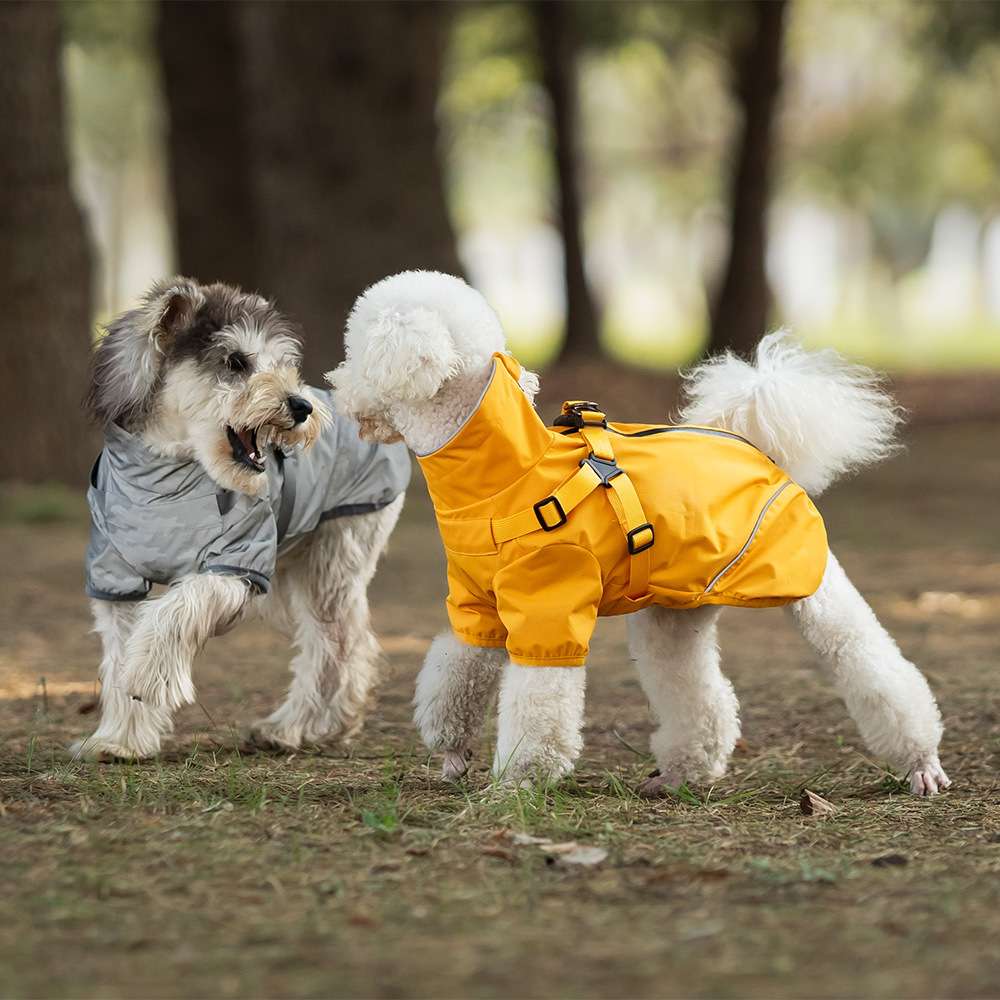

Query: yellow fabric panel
(418, 353), (829, 665)
(444, 555), (507, 648)
(494, 543), (603, 666)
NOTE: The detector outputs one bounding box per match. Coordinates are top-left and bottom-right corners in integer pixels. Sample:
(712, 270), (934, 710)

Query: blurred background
(4, 0), (1000, 487)
(2, 6), (1000, 998)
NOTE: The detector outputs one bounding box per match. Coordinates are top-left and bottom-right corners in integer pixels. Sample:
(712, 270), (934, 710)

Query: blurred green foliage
(62, 0), (1000, 370)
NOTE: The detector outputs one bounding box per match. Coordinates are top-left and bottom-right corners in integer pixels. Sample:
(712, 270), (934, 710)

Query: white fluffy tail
(679, 332), (902, 495)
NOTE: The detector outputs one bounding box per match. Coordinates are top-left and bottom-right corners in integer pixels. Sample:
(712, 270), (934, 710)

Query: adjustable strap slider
(626, 523), (655, 555)
(533, 495), (567, 532)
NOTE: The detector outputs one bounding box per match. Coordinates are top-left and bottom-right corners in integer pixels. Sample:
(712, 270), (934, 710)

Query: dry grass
(1, 421), (998, 999)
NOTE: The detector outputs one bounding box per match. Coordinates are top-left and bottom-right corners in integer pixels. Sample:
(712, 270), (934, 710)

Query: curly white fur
(336, 271), (949, 796)
(493, 664), (586, 785)
(328, 270), (532, 454)
(679, 331), (903, 495)
(628, 605), (740, 794)
(790, 552), (949, 794)
(413, 633), (506, 779)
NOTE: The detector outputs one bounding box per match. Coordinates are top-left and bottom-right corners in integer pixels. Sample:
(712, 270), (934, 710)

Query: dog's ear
(338, 304), (461, 406)
(152, 284), (200, 350)
(85, 277), (204, 428)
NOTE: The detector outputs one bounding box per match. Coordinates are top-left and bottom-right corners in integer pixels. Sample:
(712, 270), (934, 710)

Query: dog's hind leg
(71, 600), (175, 760)
(413, 633), (505, 779)
(788, 550), (949, 796)
(628, 605), (740, 796)
(248, 496), (403, 750)
(492, 663), (586, 786)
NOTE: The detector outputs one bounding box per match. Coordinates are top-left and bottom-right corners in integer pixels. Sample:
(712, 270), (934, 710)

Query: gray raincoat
(85, 389), (410, 601)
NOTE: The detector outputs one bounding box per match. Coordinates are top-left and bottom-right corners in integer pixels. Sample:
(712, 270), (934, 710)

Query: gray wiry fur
(86, 277), (301, 431)
(74, 277), (402, 760)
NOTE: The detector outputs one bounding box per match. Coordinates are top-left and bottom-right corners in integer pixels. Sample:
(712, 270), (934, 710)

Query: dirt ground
(1, 420), (998, 999)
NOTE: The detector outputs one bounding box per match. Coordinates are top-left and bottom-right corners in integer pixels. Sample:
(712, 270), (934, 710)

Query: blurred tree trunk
(708, 0), (788, 356)
(532, 0), (600, 361)
(0, 2), (95, 485)
(237, 0), (461, 379)
(159, 0), (260, 290)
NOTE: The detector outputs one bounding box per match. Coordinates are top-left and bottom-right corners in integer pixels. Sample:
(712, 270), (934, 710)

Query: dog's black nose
(288, 395), (313, 424)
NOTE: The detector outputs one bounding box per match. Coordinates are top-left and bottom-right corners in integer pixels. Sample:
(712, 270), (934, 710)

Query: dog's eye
(226, 352), (250, 374)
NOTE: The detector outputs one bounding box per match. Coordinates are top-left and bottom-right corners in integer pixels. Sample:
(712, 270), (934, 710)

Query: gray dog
(73, 277), (409, 760)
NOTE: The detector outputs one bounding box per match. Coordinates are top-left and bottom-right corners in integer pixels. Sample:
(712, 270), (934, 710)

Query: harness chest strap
(491, 409), (654, 600)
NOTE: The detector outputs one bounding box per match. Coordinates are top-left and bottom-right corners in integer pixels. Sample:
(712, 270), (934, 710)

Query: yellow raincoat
(418, 353), (828, 666)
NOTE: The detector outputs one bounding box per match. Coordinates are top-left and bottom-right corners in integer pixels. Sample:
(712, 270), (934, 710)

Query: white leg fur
(121, 574), (251, 714)
(628, 605), (740, 794)
(493, 663), (586, 785)
(72, 600), (176, 760)
(789, 550), (950, 795)
(413, 632), (506, 779)
(249, 496), (403, 749)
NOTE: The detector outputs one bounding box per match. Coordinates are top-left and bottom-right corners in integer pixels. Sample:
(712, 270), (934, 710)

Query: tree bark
(159, 0), (260, 292)
(532, 0), (601, 361)
(237, 0), (462, 379)
(0, 2), (95, 485)
(708, 0), (788, 356)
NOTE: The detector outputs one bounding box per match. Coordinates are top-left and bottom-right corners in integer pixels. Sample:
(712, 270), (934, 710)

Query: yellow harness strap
(491, 404), (654, 600)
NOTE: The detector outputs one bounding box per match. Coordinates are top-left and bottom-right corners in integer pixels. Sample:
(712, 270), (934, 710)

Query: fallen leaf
(800, 788), (836, 817)
(511, 832), (552, 846)
(348, 912), (378, 927)
(645, 867), (729, 885)
(481, 846), (515, 862)
(871, 853), (908, 868)
(546, 845), (608, 867)
(541, 841), (581, 855)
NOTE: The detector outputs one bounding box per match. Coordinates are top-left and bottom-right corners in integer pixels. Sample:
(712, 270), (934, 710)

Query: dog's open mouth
(226, 425), (265, 473)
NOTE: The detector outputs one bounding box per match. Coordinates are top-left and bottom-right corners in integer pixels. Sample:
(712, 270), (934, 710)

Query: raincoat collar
(99, 422), (217, 500)
(417, 353), (553, 511)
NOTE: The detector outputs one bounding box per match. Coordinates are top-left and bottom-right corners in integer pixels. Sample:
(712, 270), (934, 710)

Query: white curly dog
(329, 270), (950, 797)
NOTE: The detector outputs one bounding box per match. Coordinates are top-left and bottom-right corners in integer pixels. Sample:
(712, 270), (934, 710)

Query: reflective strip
(560, 424), (757, 449)
(704, 481), (792, 594)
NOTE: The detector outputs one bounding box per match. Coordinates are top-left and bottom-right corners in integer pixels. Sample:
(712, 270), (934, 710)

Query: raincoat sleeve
(493, 544), (603, 667)
(445, 556), (508, 649)
(200, 500), (277, 594)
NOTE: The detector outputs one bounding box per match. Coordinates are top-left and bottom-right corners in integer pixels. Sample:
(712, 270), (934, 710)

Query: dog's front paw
(69, 736), (148, 762)
(638, 750), (728, 798)
(441, 748), (472, 782)
(908, 757), (951, 796)
(637, 769), (687, 798)
(491, 748), (574, 789)
(244, 719), (302, 753)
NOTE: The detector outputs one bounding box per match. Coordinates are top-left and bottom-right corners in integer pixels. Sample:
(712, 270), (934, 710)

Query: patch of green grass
(747, 857), (844, 886)
(353, 766), (407, 836)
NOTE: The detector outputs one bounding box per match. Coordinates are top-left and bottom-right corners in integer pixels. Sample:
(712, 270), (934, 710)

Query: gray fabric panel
(201, 565), (271, 594)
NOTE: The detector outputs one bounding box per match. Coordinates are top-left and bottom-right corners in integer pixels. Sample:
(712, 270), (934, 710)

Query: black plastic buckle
(581, 453), (622, 487)
(627, 523), (655, 554)
(533, 495), (567, 531)
(554, 401), (607, 429)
